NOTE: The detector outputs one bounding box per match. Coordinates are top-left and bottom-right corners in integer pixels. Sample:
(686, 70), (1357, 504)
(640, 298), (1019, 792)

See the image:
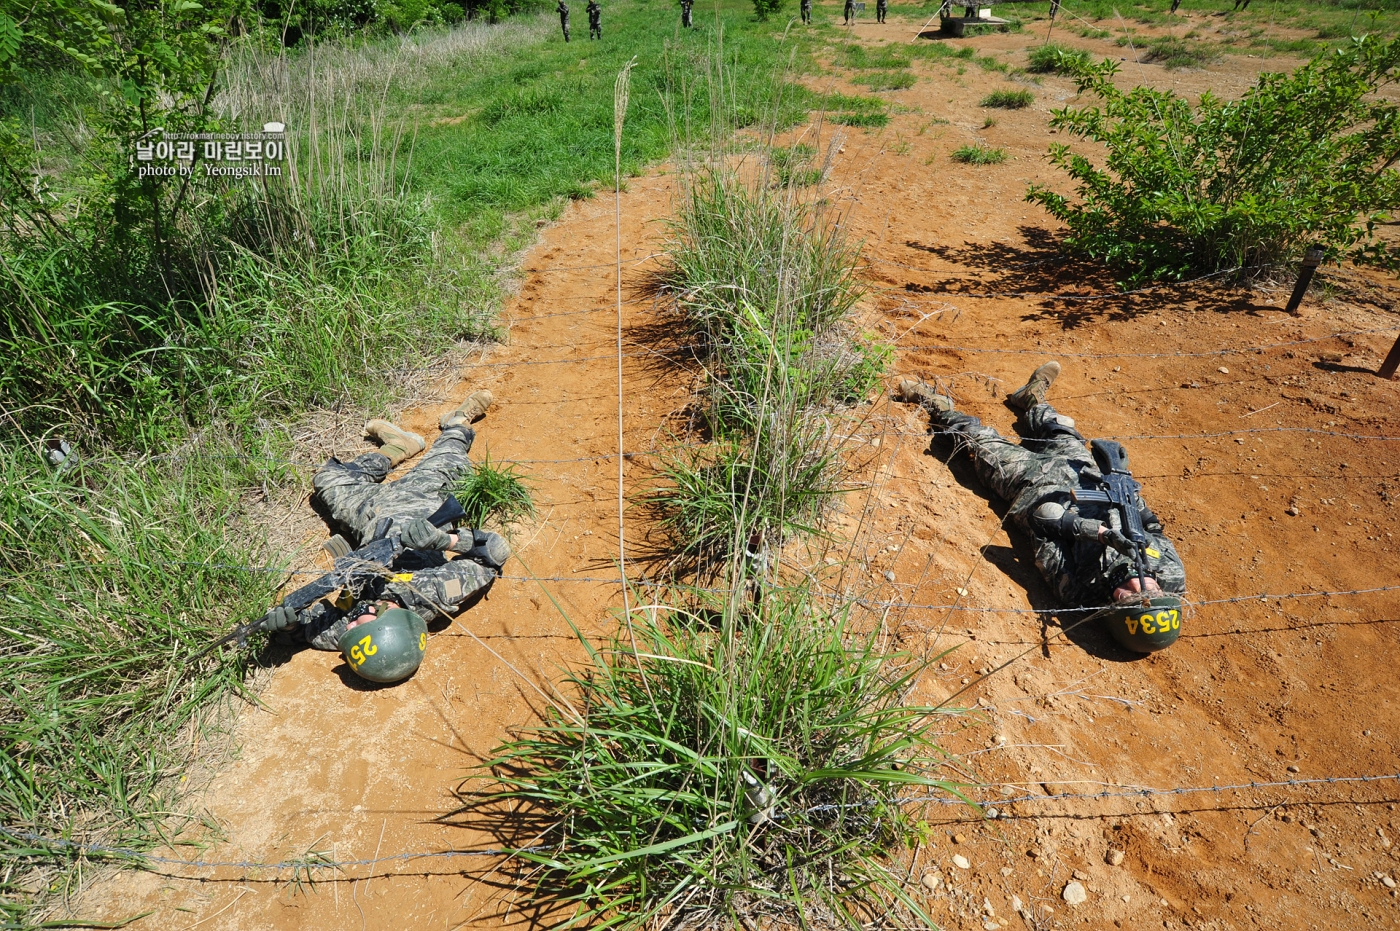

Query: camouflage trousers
(931, 402), (1091, 523)
(313, 424), (476, 547)
(298, 424), (496, 650)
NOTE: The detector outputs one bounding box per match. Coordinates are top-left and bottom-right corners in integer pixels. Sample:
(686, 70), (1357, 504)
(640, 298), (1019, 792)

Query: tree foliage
(1026, 37), (1400, 286)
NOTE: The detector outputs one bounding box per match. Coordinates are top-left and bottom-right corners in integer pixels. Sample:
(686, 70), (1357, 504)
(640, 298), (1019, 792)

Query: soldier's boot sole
(440, 389), (494, 430)
(1006, 361), (1061, 412)
(365, 419), (426, 466)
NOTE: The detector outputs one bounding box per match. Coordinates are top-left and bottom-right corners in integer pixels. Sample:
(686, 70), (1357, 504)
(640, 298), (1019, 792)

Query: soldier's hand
(403, 517), (453, 551)
(1100, 528), (1135, 555)
(261, 605), (299, 632)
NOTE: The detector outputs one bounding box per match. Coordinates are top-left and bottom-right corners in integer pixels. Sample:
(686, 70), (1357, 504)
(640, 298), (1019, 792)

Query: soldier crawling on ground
(558, 0), (571, 41)
(258, 390), (510, 682)
(587, 0), (601, 39)
(895, 362), (1187, 653)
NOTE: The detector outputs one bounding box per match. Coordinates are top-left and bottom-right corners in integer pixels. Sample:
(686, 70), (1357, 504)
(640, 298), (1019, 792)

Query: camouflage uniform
(922, 400), (1187, 609)
(680, 0), (693, 27)
(558, 0), (571, 41)
(296, 424), (496, 650)
(587, 0), (601, 38)
(875, 0), (886, 22)
(843, 0), (855, 22)
(800, 0), (811, 23)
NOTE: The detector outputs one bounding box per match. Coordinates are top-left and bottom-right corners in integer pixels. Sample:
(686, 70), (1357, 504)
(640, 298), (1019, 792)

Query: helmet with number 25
(1106, 594), (1183, 653)
(337, 608), (428, 683)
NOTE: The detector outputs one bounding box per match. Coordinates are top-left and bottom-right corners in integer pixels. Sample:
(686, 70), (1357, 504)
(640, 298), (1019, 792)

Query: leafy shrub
(1142, 35), (1219, 69)
(853, 70), (917, 90)
(1026, 38), (1400, 285)
(752, 0), (783, 20)
(980, 88), (1034, 108)
(459, 584), (963, 931)
(1027, 41), (1092, 74)
(953, 143), (1008, 164)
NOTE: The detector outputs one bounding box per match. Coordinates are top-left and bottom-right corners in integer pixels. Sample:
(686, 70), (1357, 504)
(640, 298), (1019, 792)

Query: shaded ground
(79, 9), (1400, 931)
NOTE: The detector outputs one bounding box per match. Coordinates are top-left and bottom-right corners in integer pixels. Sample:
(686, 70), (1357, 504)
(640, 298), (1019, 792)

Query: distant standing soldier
(587, 0), (601, 38)
(875, 0), (886, 21)
(680, 0), (693, 27)
(800, 0), (811, 23)
(557, 0), (570, 41)
(843, 0), (855, 24)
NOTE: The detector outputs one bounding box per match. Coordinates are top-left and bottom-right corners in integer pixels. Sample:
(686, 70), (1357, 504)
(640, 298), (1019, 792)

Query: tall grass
(457, 585), (964, 930)
(0, 440), (280, 921)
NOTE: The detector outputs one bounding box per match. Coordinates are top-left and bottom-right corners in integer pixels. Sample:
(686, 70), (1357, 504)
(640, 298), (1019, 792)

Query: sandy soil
(80, 10), (1400, 931)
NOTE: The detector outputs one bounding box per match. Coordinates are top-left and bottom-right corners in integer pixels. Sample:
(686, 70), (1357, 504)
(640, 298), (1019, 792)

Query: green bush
(953, 143), (1008, 164)
(458, 584), (964, 931)
(454, 450), (536, 528)
(1026, 37), (1400, 285)
(1026, 41), (1092, 74)
(752, 0), (783, 20)
(980, 88), (1034, 108)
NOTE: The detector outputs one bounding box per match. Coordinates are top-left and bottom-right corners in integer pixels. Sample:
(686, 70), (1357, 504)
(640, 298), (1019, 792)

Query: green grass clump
(1142, 35), (1220, 69)
(830, 110), (890, 127)
(457, 584), (964, 930)
(454, 451), (536, 528)
(852, 70), (917, 90)
(953, 143), (1008, 164)
(980, 88), (1034, 108)
(0, 441), (280, 920)
(771, 143), (824, 186)
(841, 43), (914, 69)
(1027, 41), (1093, 74)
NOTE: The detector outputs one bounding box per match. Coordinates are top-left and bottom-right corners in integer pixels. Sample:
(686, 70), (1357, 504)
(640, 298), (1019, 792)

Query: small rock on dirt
(1062, 881), (1087, 905)
(1106, 848), (1125, 867)
(921, 871), (942, 892)
(1383, 875), (1398, 889)
(1011, 894), (1023, 912)
(883, 570), (895, 582)
(953, 854), (971, 870)
(1218, 366), (1229, 374)
(1287, 764), (1301, 773)
(1286, 505), (1300, 516)
(953, 833), (967, 844)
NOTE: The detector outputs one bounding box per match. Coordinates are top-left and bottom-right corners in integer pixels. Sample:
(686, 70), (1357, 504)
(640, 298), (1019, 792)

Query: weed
(982, 116), (999, 128)
(831, 110), (891, 127)
(1027, 37), (1400, 284)
(1026, 41), (1093, 74)
(1142, 35), (1220, 68)
(953, 143), (1009, 164)
(457, 584), (966, 930)
(981, 88), (1034, 108)
(453, 450), (537, 529)
(852, 70), (918, 90)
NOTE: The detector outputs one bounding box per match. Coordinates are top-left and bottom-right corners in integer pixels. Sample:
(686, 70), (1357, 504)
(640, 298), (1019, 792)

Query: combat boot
(440, 389), (494, 430)
(1005, 361), (1061, 412)
(453, 529), (511, 570)
(895, 378), (954, 413)
(365, 419), (425, 466)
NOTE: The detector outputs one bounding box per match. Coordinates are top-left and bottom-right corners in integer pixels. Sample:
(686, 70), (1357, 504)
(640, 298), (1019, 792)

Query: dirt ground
(78, 9), (1400, 931)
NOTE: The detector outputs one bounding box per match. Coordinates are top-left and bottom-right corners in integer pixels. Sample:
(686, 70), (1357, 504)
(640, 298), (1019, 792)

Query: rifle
(196, 495), (468, 659)
(1070, 439), (1152, 594)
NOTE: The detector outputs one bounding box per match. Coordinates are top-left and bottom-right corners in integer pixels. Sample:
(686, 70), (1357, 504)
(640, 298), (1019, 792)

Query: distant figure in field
(843, 0), (855, 24)
(876, 0), (886, 21)
(800, 0), (811, 22)
(680, 0), (694, 27)
(587, 0), (601, 38)
(557, 0), (570, 41)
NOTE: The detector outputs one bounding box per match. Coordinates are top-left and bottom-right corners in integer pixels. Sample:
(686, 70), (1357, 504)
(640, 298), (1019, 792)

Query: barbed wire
(900, 326), (1397, 359)
(5, 771), (1396, 877)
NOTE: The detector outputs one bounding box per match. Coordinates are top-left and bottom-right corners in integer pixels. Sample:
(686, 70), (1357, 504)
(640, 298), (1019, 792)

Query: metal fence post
(1284, 245), (1324, 315)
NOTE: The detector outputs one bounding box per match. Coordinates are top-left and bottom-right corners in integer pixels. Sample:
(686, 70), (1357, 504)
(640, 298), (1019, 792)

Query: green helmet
(1103, 595), (1183, 653)
(337, 607), (428, 684)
